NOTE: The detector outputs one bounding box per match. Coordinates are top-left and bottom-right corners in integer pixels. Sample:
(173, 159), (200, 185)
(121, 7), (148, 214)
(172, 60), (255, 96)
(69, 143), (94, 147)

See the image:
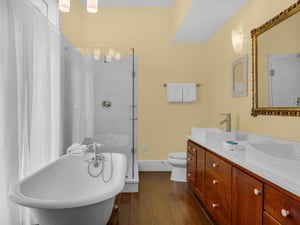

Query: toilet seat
(168, 152), (187, 160)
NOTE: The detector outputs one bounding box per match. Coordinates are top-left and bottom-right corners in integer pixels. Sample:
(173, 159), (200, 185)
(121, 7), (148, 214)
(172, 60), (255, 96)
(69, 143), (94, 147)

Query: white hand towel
(182, 83), (196, 102)
(167, 83), (183, 102)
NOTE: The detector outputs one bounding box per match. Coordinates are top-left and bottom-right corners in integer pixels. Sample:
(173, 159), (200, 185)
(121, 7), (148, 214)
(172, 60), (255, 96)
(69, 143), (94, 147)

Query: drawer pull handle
(187, 173), (192, 177)
(188, 158), (192, 161)
(192, 148), (196, 152)
(212, 203), (219, 208)
(253, 188), (261, 195)
(281, 209), (290, 217)
(212, 163), (218, 168)
(212, 179), (219, 185)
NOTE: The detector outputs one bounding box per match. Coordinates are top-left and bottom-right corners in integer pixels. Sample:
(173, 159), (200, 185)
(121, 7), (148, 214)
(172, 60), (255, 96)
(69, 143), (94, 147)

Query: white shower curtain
(0, 0), (62, 224)
(0, 1), (20, 224)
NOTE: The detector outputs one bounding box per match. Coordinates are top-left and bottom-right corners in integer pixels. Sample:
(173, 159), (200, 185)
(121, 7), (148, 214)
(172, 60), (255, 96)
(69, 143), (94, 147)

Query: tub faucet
(86, 142), (105, 168)
(220, 113), (231, 132)
(93, 142), (104, 160)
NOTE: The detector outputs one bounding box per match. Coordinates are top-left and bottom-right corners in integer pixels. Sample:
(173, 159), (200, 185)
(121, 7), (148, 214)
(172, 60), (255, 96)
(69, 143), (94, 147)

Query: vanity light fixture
(108, 49), (121, 60)
(232, 30), (243, 54)
(92, 48), (122, 62)
(59, 0), (70, 13)
(87, 0), (98, 13)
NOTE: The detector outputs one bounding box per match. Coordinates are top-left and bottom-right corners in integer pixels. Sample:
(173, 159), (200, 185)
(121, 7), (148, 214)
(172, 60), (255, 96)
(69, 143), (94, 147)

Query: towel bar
(163, 83), (201, 87)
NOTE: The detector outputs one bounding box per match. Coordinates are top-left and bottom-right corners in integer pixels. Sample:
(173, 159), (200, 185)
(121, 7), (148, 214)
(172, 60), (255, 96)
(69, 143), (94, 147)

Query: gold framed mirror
(251, 1), (300, 116)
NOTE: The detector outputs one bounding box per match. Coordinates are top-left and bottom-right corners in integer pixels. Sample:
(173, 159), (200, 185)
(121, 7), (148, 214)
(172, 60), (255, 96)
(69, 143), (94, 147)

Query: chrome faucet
(220, 113), (231, 132)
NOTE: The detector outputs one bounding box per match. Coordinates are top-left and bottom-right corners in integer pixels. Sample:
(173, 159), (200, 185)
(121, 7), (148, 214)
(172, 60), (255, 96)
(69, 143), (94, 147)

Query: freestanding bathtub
(9, 152), (127, 225)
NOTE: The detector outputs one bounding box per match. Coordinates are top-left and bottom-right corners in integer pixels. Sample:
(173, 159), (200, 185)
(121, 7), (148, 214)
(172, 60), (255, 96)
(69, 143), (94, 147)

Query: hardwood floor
(108, 172), (213, 225)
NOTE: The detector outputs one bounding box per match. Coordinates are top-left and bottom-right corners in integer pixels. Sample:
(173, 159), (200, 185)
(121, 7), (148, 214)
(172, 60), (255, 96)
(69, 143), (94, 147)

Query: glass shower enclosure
(62, 45), (138, 192)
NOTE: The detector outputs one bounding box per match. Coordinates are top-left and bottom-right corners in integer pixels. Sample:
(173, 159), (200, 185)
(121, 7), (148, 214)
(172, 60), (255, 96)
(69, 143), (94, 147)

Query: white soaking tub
(9, 152), (127, 225)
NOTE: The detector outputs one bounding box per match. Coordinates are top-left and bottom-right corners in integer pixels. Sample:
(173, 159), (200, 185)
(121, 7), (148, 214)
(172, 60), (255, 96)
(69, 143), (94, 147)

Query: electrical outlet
(142, 144), (148, 152)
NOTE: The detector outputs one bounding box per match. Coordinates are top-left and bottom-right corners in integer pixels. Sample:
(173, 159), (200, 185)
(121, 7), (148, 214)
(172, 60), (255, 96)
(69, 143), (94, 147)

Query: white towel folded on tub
(182, 83), (196, 102)
(67, 143), (88, 156)
(167, 83), (183, 102)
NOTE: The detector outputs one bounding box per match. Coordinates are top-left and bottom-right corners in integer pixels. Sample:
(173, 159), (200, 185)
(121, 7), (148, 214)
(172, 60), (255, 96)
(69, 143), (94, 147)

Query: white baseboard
(138, 160), (171, 171)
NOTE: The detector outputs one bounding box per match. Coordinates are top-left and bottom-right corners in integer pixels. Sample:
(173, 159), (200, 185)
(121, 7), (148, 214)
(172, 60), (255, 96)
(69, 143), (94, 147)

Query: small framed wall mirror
(232, 55), (248, 97)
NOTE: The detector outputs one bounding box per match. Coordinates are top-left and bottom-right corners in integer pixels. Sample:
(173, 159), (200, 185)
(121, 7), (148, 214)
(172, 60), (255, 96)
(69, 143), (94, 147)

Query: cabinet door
(232, 167), (263, 225)
(195, 146), (205, 200)
(187, 141), (197, 188)
(264, 185), (300, 225)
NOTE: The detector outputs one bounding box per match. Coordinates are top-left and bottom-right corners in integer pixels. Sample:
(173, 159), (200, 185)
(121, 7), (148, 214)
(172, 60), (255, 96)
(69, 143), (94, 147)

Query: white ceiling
(174, 0), (247, 42)
(79, 0), (247, 42)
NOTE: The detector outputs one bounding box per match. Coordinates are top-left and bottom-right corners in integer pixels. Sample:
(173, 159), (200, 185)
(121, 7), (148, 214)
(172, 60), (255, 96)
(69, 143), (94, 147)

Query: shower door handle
(130, 106), (138, 120)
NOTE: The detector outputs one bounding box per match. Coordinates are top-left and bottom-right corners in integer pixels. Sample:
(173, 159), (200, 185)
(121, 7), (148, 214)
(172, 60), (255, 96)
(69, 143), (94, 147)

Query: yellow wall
(61, 0), (300, 160)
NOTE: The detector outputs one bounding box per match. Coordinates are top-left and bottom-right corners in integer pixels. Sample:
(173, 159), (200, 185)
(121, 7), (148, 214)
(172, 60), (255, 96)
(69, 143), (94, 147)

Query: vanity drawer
(206, 151), (231, 181)
(205, 169), (231, 202)
(187, 141), (197, 156)
(264, 212), (281, 225)
(264, 185), (300, 225)
(205, 192), (231, 225)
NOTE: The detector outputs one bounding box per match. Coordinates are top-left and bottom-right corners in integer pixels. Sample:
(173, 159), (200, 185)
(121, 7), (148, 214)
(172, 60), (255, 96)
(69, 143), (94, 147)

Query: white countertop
(188, 134), (300, 197)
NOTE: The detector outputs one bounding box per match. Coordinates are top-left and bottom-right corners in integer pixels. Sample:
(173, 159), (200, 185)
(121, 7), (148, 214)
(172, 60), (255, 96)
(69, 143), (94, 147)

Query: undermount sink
(246, 142), (300, 184)
(191, 127), (237, 144)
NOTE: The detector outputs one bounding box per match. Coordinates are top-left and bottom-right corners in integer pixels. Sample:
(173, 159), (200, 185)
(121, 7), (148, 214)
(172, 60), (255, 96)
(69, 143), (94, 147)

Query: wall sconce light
(232, 30), (243, 54)
(87, 0), (98, 13)
(59, 0), (70, 13)
(93, 48), (100, 60)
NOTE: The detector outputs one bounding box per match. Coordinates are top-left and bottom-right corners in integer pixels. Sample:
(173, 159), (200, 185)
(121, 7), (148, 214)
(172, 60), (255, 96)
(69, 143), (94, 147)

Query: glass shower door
(93, 51), (137, 179)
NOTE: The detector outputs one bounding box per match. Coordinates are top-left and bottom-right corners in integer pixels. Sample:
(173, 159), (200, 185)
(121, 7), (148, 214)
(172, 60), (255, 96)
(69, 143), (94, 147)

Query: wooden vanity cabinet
(205, 152), (232, 225)
(187, 140), (300, 225)
(232, 167), (263, 225)
(187, 141), (197, 189)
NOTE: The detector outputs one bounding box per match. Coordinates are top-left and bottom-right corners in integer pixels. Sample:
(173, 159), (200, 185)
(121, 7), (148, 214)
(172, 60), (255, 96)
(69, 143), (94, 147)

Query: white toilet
(168, 152), (187, 182)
